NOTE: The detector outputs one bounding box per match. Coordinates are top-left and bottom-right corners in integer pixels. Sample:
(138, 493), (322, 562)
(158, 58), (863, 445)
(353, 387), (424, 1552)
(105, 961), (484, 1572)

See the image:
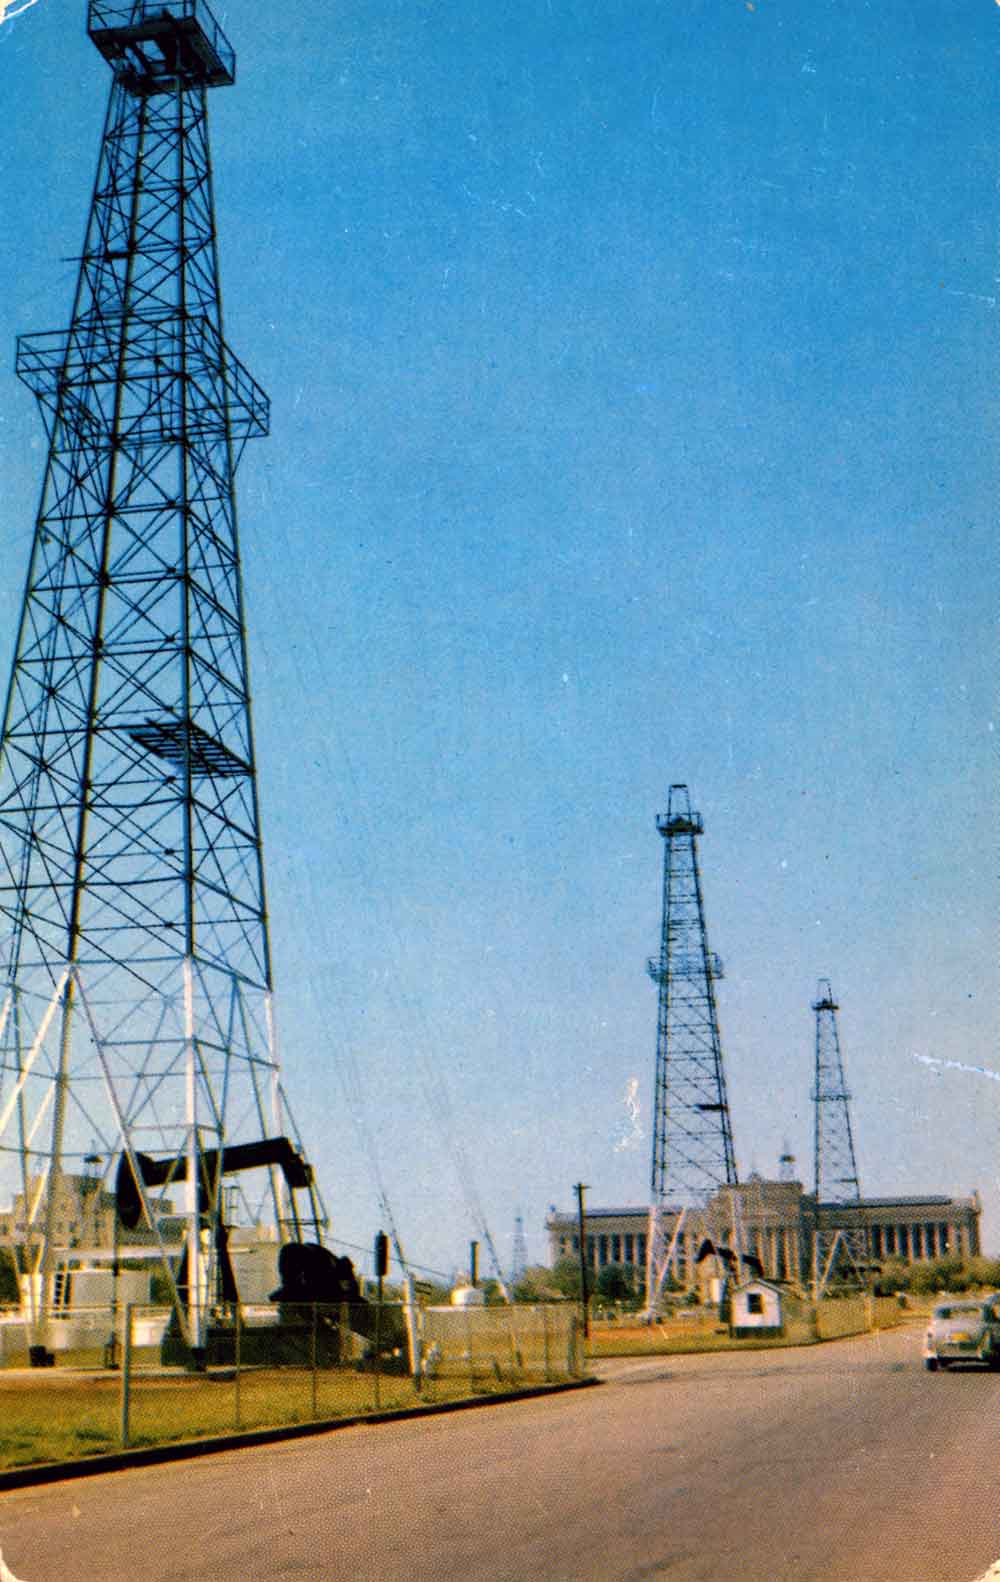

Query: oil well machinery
(0, 0), (367, 1365)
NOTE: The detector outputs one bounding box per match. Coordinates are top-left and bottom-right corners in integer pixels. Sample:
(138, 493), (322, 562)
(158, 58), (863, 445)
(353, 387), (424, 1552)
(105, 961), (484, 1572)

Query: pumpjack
(116, 1139), (394, 1368)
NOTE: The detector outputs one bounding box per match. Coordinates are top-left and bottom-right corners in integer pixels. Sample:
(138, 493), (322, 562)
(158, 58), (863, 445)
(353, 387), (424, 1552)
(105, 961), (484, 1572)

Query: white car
(924, 1297), (1000, 1371)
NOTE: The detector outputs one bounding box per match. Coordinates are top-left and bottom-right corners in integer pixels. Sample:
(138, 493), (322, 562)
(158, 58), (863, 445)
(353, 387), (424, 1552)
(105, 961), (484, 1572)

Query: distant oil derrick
(811, 980), (868, 1296)
(645, 786), (738, 1308)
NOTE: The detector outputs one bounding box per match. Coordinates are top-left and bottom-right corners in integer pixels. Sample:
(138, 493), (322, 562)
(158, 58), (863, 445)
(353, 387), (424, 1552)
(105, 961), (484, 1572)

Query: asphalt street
(1, 1323), (998, 1581)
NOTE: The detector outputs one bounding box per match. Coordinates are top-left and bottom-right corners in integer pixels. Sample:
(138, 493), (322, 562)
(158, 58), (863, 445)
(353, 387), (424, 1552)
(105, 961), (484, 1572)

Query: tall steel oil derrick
(0, 1), (320, 1356)
(811, 980), (868, 1296)
(645, 786), (738, 1308)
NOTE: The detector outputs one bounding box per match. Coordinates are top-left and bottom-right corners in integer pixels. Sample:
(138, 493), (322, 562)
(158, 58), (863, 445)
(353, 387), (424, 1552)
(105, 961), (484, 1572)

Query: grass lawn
(585, 1323), (817, 1358)
(587, 1305), (908, 1358)
(0, 1365), (558, 1471)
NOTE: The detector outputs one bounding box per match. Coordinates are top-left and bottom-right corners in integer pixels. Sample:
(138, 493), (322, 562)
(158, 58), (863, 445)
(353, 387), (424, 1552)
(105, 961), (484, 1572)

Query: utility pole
(574, 1182), (590, 1340)
(374, 1232), (388, 1411)
(645, 786), (738, 1314)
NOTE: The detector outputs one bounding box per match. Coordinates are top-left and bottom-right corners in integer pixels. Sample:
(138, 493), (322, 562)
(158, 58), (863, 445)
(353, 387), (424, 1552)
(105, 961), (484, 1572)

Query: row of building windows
(557, 1232), (649, 1270)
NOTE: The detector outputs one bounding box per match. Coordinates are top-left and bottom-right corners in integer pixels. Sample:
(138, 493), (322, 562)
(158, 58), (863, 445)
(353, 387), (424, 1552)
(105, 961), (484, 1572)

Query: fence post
(373, 1286), (382, 1412)
(542, 1305), (551, 1381)
(310, 1303), (318, 1419)
(119, 1304), (133, 1448)
(465, 1308), (475, 1392)
(234, 1305), (241, 1430)
(570, 1312), (582, 1376)
(508, 1309), (521, 1379)
(403, 1274), (422, 1394)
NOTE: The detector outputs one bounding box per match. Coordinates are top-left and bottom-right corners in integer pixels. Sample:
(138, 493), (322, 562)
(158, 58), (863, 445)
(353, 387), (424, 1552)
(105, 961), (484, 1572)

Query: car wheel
(924, 1357), (938, 1372)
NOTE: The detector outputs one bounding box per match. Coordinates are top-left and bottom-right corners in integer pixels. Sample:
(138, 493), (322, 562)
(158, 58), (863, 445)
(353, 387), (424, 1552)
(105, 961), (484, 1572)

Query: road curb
(0, 1376), (600, 1492)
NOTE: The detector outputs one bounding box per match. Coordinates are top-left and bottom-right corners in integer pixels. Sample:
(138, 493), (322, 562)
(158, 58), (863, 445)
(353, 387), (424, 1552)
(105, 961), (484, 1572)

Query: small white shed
(731, 1279), (783, 1336)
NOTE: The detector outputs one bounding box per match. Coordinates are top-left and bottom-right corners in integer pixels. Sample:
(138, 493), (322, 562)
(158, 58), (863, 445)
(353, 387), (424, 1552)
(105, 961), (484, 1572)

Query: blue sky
(2, 0), (997, 1279)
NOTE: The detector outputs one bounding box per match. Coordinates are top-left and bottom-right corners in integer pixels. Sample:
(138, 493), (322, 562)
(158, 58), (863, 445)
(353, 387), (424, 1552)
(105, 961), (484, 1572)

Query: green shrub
(966, 1256), (1000, 1290)
(595, 1262), (639, 1306)
(548, 1256), (584, 1300)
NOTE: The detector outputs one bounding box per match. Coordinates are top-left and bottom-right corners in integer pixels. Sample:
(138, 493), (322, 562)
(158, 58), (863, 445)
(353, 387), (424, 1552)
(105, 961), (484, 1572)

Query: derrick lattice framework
(0, 1), (311, 1348)
(646, 786), (738, 1303)
(811, 980), (868, 1293)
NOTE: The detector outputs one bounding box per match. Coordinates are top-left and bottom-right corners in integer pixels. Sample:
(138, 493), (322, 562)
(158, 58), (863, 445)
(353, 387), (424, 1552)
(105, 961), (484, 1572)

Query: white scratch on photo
(614, 1076), (643, 1152)
(913, 1053), (1000, 1083)
(1, 0), (43, 22)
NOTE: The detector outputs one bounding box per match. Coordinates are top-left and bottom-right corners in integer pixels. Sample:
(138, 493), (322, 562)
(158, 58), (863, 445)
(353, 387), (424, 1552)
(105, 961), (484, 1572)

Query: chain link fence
(0, 1299), (584, 1468)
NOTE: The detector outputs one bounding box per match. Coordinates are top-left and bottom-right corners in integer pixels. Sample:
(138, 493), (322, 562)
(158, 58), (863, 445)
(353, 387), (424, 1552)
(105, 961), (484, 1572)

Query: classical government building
(545, 1176), (982, 1288)
(0, 1172), (118, 1253)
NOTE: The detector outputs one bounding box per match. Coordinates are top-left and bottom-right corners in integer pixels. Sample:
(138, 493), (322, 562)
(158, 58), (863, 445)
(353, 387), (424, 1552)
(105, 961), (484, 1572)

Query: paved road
(1, 1323), (999, 1581)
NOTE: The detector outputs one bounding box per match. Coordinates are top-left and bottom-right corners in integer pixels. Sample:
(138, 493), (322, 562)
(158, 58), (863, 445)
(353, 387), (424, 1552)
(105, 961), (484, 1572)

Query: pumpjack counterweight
(645, 786), (738, 1306)
(0, 0), (319, 1357)
(811, 980), (868, 1295)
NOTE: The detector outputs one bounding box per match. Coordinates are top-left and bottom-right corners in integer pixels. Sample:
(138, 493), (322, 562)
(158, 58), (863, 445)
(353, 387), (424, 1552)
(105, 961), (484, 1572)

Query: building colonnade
(545, 1186), (983, 1289)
